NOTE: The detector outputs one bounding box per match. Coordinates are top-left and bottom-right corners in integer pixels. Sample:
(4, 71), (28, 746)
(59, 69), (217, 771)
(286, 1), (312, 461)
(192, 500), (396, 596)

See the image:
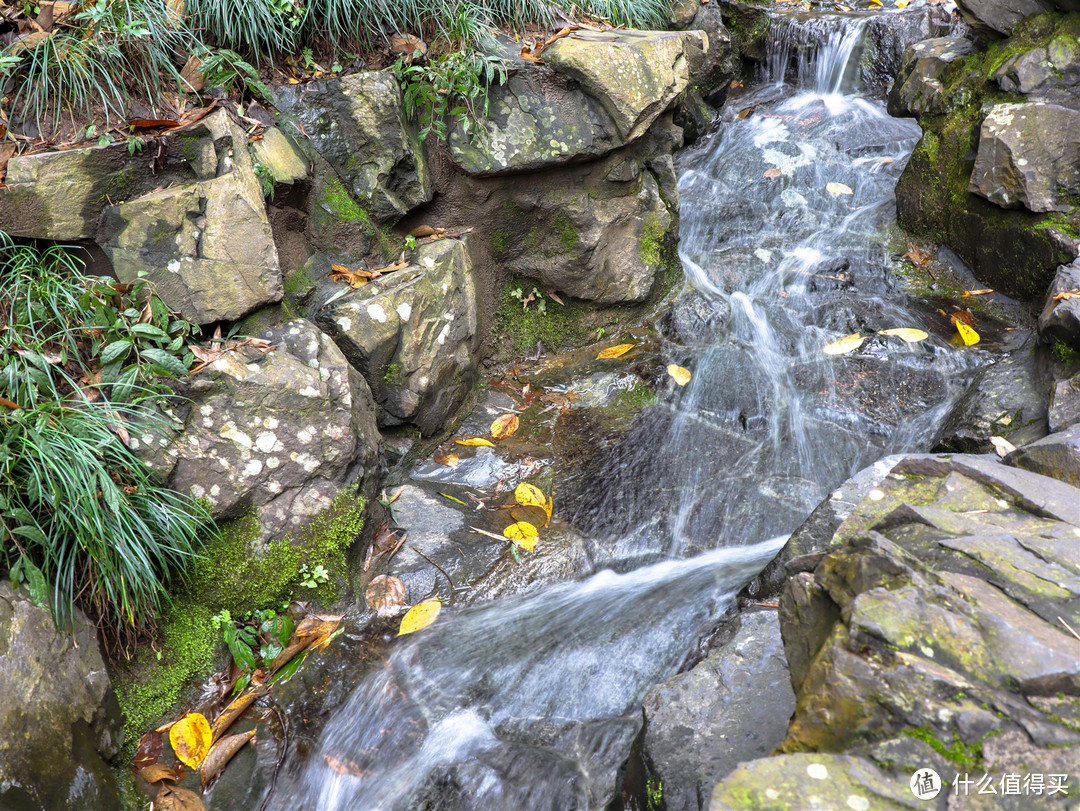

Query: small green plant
(195, 48), (273, 102)
(1051, 340), (1080, 364)
(393, 49), (507, 141)
(127, 134), (146, 155)
(252, 159), (275, 198)
(213, 606), (295, 691)
(404, 234), (418, 251)
(299, 562), (330, 588)
(508, 285), (547, 314)
(646, 778), (664, 811)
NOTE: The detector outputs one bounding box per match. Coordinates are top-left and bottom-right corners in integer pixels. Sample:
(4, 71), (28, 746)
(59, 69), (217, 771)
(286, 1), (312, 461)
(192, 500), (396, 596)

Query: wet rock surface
(1049, 372), (1080, 431)
(887, 37), (976, 118)
(1006, 422), (1080, 486)
(642, 610), (795, 811)
(0, 582), (122, 811)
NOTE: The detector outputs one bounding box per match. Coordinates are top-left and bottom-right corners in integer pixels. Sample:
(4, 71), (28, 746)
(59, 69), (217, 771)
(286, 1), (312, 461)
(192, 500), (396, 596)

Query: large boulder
(97, 111), (281, 324)
(969, 102), (1080, 213)
(1039, 260), (1080, 349)
(641, 611), (796, 811)
(955, 0), (1056, 36)
(312, 238), (480, 435)
(992, 15), (1080, 101)
(887, 37), (976, 118)
(1006, 423), (1080, 486)
(271, 72), (431, 223)
(447, 30), (705, 176)
(0, 581), (123, 811)
(139, 318), (380, 538)
(862, 8), (956, 98)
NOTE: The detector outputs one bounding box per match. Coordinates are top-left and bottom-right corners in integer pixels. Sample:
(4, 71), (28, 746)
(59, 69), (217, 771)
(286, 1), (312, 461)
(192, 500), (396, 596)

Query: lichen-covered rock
(142, 318), (380, 538)
(1039, 260), (1080, 349)
(251, 125), (309, 185)
(1006, 423), (1080, 486)
(887, 37), (975, 118)
(544, 30), (705, 144)
(969, 102), (1080, 213)
(1049, 372), (1080, 431)
(271, 72), (431, 222)
(863, 8), (956, 98)
(955, 0), (1055, 36)
(448, 30), (704, 176)
(98, 111), (281, 324)
(312, 238), (480, 435)
(642, 611), (795, 811)
(0, 581), (123, 811)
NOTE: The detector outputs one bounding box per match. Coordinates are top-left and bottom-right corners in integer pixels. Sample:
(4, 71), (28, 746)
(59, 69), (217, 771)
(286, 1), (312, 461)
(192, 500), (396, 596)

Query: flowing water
(266, 13), (980, 809)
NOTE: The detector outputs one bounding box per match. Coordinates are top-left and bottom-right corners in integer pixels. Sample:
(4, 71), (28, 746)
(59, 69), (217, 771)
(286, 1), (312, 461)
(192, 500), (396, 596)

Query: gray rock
(1049, 372), (1080, 431)
(863, 8), (956, 99)
(992, 17), (1080, 102)
(660, 285), (731, 344)
(933, 337), (1048, 453)
(0, 582), (122, 811)
(97, 110), (281, 324)
(688, 2), (736, 104)
(955, 0), (1055, 36)
(251, 125), (309, 185)
(970, 102), (1080, 214)
(142, 318), (380, 538)
(1039, 260), (1080, 349)
(1006, 423), (1080, 487)
(313, 238), (480, 435)
(887, 37), (976, 118)
(272, 71), (431, 223)
(642, 611), (796, 811)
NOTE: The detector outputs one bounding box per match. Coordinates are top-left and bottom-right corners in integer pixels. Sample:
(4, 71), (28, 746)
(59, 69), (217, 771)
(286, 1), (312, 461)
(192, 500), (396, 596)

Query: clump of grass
(0, 237), (213, 634)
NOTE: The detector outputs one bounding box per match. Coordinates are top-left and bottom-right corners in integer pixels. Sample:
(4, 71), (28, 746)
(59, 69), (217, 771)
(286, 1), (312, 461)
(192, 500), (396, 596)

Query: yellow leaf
(456, 437), (496, 447)
(667, 364), (692, 386)
(869, 0), (882, 6)
(433, 450), (460, 467)
(896, 0), (908, 6)
(955, 321), (980, 346)
(879, 328), (929, 343)
(169, 712), (212, 770)
(597, 343), (635, 359)
(826, 182), (854, 196)
(515, 483), (546, 510)
(503, 521), (538, 552)
(490, 413), (520, 440)
(544, 496), (553, 525)
(398, 599), (441, 636)
(822, 333), (864, 355)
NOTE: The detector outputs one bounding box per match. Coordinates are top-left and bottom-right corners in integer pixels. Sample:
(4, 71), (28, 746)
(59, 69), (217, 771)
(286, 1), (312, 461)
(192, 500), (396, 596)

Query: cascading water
(261, 13), (981, 810)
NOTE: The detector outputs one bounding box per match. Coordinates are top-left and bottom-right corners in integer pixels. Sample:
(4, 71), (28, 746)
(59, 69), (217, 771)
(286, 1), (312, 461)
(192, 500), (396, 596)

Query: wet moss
(318, 175), (365, 222)
(640, 217), (665, 267)
(902, 726), (999, 769)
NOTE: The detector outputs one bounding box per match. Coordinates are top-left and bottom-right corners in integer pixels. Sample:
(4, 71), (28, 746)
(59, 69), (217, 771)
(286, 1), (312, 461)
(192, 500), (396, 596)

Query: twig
(414, 548), (455, 593)
(1059, 616), (1080, 642)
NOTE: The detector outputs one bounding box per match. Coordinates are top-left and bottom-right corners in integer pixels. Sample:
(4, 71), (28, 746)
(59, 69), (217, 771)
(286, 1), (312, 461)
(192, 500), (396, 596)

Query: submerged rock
(0, 582), (123, 811)
(642, 611), (795, 811)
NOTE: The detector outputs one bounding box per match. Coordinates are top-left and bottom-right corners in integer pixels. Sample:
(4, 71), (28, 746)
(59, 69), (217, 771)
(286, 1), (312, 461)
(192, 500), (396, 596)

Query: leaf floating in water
(667, 364), (692, 386)
(955, 321), (980, 346)
(365, 575), (407, 617)
(826, 182), (853, 196)
(736, 106), (755, 119)
(869, 0), (882, 6)
(879, 328), (929, 343)
(990, 436), (1017, 458)
(199, 729), (256, 788)
(433, 450), (460, 467)
(763, 168), (782, 179)
(169, 712), (212, 770)
(138, 763), (178, 784)
(398, 599), (441, 636)
(596, 343), (635, 359)
(456, 437), (496, 447)
(515, 483), (546, 509)
(154, 783), (206, 811)
(504, 521), (538, 551)
(822, 333), (865, 355)
(490, 413), (520, 439)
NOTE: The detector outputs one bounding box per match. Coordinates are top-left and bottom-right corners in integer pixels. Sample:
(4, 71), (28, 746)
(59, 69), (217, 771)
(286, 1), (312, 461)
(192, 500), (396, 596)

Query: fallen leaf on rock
(490, 413), (520, 439)
(1052, 288), (1080, 301)
(154, 784), (205, 811)
(503, 521), (538, 552)
(438, 492), (469, 506)
(390, 32), (426, 57)
(989, 436), (1016, 457)
(210, 688), (262, 742)
(365, 575), (407, 617)
(879, 327), (928, 343)
(137, 763), (177, 784)
(955, 321), (980, 346)
(133, 730), (163, 771)
(826, 181), (853, 196)
(822, 333), (865, 355)
(763, 168), (782, 179)
(433, 450), (460, 467)
(514, 483), (546, 510)
(170, 713), (212, 770)
(398, 599), (441, 636)
(962, 289), (994, 297)
(667, 364), (692, 386)
(456, 437), (496, 447)
(597, 343), (634, 360)
(902, 245), (932, 266)
(199, 730), (256, 788)
(949, 310), (976, 327)
(737, 106), (755, 119)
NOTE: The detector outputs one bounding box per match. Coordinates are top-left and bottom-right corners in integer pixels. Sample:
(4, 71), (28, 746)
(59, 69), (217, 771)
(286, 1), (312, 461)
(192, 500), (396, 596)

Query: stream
(266, 11), (981, 810)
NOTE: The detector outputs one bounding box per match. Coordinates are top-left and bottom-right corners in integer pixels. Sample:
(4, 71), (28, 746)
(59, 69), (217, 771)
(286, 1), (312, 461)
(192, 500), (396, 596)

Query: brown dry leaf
(268, 613), (344, 673)
(390, 32), (426, 57)
(365, 575), (407, 618)
(199, 729), (256, 788)
(596, 343), (635, 360)
(520, 46), (545, 64)
(128, 118), (180, 129)
(962, 289), (994, 297)
(409, 224), (440, 238)
(510, 505), (547, 526)
(737, 106), (755, 119)
(545, 288), (565, 306)
(169, 712), (212, 770)
(902, 245), (933, 267)
(137, 763), (177, 784)
(949, 310), (977, 327)
(180, 54), (205, 92)
(210, 688), (263, 743)
(763, 168), (782, 179)
(433, 449), (460, 467)
(329, 264), (379, 289)
(490, 413), (520, 440)
(154, 783), (205, 811)
(456, 437), (496, 447)
(133, 730), (163, 772)
(398, 599), (441, 636)
(9, 31), (53, 54)
(989, 435), (1016, 457)
(1053, 288), (1080, 301)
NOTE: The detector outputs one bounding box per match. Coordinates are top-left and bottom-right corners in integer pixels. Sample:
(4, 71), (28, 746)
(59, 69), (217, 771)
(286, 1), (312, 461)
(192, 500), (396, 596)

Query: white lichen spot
(263, 417), (280, 429)
(423, 256), (436, 269)
(868, 489), (885, 501)
(243, 458), (264, 477)
(167, 260), (182, 274)
(298, 385), (321, 398)
(1017, 158), (1028, 167)
(296, 428), (314, 445)
(367, 303), (387, 323)
(397, 302), (412, 321)
(846, 796), (869, 811)
(921, 645), (935, 658)
(202, 418), (214, 428)
(210, 484), (220, 497)
(200, 405), (214, 416)
(219, 423), (253, 449)
(266, 457), (281, 469)
(442, 283), (449, 293)
(807, 763), (829, 780)
(337, 317), (353, 332)
(765, 789), (780, 800)
(436, 322), (451, 345)
(255, 432), (280, 453)
(996, 498), (1009, 509)
(267, 480), (283, 494)
(190, 484), (206, 499)
(246, 363), (261, 372)
(755, 248), (773, 263)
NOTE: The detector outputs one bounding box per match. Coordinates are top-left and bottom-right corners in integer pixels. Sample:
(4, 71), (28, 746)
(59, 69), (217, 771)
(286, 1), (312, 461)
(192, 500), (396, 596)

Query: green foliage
(393, 49), (507, 141)
(212, 605), (294, 691)
(195, 47), (274, 101)
(252, 159), (276, 198)
(1052, 340), (1080, 364)
(1, 0), (199, 129)
(0, 238), (211, 630)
